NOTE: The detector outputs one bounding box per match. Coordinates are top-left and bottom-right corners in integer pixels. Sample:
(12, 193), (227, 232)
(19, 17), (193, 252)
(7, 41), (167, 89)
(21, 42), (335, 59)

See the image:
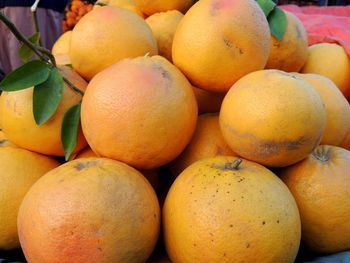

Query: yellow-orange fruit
(163, 156), (301, 263)
(299, 73), (350, 146)
(94, 0), (144, 18)
(172, 0), (271, 92)
(70, 6), (158, 80)
(265, 11), (308, 72)
(301, 43), (350, 100)
(219, 69), (326, 167)
(279, 145), (350, 253)
(81, 55), (198, 169)
(146, 10), (183, 62)
(0, 147), (59, 249)
(52, 31), (72, 55)
(170, 113), (236, 176)
(135, 0), (193, 16)
(0, 66), (88, 156)
(18, 158), (160, 263)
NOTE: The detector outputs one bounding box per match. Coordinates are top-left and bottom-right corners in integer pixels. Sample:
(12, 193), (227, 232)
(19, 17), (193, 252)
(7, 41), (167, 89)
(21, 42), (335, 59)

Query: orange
(146, 10), (183, 62)
(163, 156), (301, 263)
(134, 0), (193, 16)
(299, 73), (350, 146)
(94, 0), (144, 18)
(81, 55), (198, 169)
(0, 66), (88, 156)
(265, 11), (308, 72)
(301, 43), (350, 100)
(0, 147), (59, 249)
(172, 0), (271, 93)
(170, 113), (236, 176)
(70, 6), (158, 81)
(219, 69), (326, 167)
(52, 31), (72, 56)
(75, 146), (161, 191)
(278, 145), (350, 253)
(18, 158), (160, 263)
(192, 85), (225, 114)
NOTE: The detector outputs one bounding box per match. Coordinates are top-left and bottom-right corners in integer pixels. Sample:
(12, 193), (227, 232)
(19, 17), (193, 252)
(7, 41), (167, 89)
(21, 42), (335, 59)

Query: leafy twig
(0, 10), (84, 95)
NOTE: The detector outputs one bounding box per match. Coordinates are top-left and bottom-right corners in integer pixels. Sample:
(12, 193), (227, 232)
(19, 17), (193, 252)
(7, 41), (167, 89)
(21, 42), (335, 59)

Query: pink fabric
(0, 7), (63, 74)
(280, 5), (350, 58)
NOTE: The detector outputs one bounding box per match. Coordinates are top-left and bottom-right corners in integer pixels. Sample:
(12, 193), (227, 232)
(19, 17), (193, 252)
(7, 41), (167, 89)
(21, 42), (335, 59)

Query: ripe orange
(0, 66), (88, 156)
(52, 31), (72, 56)
(94, 0), (144, 18)
(299, 73), (350, 146)
(81, 55), (198, 169)
(192, 85), (225, 114)
(172, 0), (271, 92)
(301, 43), (350, 100)
(0, 147), (59, 250)
(18, 158), (160, 263)
(163, 156), (301, 263)
(219, 69), (326, 167)
(145, 10), (184, 62)
(278, 145), (350, 253)
(134, 0), (193, 16)
(70, 6), (158, 80)
(170, 113), (236, 176)
(265, 11), (308, 72)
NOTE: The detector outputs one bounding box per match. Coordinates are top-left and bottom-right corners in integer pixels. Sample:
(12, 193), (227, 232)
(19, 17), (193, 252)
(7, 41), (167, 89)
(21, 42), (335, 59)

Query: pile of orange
(1, 0), (350, 262)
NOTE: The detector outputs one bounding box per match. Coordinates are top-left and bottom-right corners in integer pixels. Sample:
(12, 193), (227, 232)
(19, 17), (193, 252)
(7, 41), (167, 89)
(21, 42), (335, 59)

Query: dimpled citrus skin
(279, 146), (350, 253)
(265, 11), (308, 72)
(81, 55), (198, 169)
(18, 158), (160, 263)
(299, 73), (350, 146)
(219, 69), (327, 167)
(172, 0), (271, 92)
(170, 113), (236, 176)
(0, 147), (59, 250)
(301, 43), (350, 100)
(163, 156), (301, 263)
(70, 6), (158, 81)
(145, 10), (184, 62)
(134, 0), (193, 16)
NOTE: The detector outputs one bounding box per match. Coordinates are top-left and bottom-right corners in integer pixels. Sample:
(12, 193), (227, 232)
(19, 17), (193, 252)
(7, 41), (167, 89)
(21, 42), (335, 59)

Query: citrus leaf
(0, 60), (50, 91)
(33, 67), (64, 125)
(19, 32), (40, 62)
(268, 7), (287, 41)
(256, 0), (276, 17)
(61, 103), (81, 161)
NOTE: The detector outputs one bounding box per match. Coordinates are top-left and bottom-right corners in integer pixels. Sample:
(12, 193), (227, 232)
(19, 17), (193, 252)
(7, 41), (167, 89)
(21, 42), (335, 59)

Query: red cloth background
(280, 5), (350, 57)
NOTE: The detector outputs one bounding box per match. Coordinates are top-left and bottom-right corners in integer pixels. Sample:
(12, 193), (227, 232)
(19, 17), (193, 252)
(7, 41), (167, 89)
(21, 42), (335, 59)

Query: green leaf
(61, 103), (81, 161)
(19, 32), (40, 62)
(256, 0), (276, 17)
(0, 60), (50, 91)
(268, 7), (287, 41)
(33, 67), (64, 125)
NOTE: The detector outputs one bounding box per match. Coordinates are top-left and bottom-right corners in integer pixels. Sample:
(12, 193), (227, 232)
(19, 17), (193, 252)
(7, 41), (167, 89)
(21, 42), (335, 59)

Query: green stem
(31, 10), (42, 46)
(62, 75), (85, 96)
